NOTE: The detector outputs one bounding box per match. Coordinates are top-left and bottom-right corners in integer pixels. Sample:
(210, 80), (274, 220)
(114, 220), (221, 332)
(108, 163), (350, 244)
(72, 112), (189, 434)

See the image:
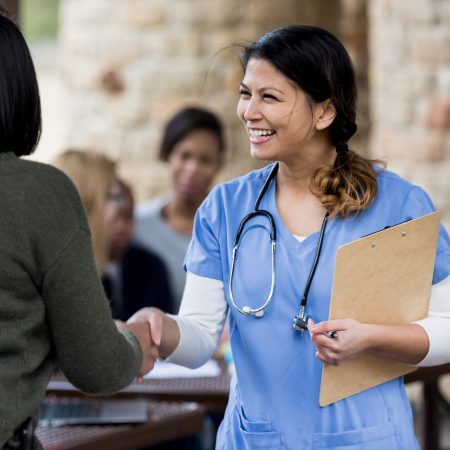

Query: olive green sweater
(0, 152), (142, 449)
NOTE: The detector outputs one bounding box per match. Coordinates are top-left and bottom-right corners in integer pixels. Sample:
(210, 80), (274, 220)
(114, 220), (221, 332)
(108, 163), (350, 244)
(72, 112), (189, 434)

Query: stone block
(409, 27), (450, 65)
(426, 99), (450, 130)
(436, 68), (450, 97)
(60, 0), (114, 25)
(115, 0), (168, 27)
(376, 131), (447, 162)
(391, 0), (436, 23)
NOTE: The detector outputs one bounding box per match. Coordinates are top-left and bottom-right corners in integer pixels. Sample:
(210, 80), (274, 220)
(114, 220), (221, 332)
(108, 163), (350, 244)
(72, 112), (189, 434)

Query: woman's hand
(127, 307), (180, 361)
(308, 318), (371, 366)
(115, 316), (162, 377)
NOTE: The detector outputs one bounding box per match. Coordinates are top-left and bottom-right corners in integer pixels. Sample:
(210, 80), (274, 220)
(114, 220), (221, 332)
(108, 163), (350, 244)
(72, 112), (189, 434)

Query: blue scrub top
(185, 163), (450, 450)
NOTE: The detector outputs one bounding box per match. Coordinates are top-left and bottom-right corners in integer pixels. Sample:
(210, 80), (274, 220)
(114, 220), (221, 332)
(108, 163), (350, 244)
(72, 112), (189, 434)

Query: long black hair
(241, 25), (381, 217)
(0, 8), (42, 156)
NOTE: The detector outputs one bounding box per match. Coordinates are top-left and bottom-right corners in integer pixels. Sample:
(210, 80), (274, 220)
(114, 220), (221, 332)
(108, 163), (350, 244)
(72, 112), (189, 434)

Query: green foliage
(21, 0), (59, 42)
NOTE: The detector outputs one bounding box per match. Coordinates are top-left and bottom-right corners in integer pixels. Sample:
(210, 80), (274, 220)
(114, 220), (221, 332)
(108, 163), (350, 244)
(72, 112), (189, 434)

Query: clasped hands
(115, 307), (165, 380)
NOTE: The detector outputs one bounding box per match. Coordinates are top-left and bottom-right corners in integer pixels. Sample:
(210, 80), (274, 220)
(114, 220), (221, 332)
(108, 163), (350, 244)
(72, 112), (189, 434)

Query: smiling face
(168, 129), (223, 203)
(237, 58), (333, 165)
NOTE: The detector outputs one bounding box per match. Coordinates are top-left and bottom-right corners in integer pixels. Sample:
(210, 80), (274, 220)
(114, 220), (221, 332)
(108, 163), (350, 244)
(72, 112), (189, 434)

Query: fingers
(309, 319), (349, 334)
(127, 308), (151, 324)
(149, 312), (163, 347)
(315, 351), (342, 366)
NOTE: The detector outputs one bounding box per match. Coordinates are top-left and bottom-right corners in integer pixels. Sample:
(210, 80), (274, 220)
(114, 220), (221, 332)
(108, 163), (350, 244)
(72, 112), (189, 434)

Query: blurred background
(7, 0), (450, 229)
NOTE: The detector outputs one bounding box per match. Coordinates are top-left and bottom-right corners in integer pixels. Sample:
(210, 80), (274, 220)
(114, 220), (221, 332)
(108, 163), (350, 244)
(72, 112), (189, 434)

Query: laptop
(39, 398), (149, 427)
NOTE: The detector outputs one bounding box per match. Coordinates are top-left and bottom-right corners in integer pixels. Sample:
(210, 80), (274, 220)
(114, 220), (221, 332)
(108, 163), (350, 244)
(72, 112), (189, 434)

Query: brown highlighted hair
(241, 25), (384, 218)
(53, 150), (116, 271)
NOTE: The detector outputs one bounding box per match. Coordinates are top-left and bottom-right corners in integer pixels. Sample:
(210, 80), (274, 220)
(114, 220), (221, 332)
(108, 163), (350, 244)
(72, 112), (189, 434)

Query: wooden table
(37, 400), (205, 450)
(48, 368), (231, 413)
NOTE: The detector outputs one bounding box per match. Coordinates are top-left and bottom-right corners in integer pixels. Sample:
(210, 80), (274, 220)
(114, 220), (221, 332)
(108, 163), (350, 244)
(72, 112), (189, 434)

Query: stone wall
(55, 0), (369, 203)
(369, 0), (450, 226)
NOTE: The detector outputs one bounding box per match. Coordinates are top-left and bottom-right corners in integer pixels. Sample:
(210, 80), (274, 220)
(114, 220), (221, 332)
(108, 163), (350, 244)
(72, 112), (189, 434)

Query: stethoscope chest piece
(242, 306), (264, 318)
(292, 308), (309, 332)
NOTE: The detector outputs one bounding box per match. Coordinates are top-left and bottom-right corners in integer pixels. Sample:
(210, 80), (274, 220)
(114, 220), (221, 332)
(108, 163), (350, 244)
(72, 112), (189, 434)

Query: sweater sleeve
(23, 165), (142, 394)
(414, 275), (450, 367)
(42, 227), (142, 394)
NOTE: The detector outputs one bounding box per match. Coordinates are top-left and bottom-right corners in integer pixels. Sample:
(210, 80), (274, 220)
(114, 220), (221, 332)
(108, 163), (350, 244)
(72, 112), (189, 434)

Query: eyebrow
(240, 82), (286, 95)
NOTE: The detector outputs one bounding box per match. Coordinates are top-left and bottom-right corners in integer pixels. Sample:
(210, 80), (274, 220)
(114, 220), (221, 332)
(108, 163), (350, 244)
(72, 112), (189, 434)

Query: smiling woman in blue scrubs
(129, 25), (450, 449)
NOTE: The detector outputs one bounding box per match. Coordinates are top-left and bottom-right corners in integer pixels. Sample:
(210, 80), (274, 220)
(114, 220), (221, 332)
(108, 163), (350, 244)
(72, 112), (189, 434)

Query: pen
(324, 330), (338, 339)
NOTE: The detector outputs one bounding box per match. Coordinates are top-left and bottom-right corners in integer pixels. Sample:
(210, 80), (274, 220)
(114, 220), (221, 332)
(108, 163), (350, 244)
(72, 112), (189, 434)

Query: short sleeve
(401, 186), (450, 284)
(184, 187), (223, 281)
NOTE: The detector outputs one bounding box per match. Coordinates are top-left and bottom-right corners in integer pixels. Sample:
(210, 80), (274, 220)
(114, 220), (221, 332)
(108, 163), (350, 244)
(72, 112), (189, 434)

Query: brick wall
(369, 0), (450, 226)
(56, 0), (369, 203)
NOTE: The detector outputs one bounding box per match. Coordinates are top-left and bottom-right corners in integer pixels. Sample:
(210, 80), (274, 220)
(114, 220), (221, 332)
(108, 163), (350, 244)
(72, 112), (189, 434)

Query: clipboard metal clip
(361, 218), (411, 239)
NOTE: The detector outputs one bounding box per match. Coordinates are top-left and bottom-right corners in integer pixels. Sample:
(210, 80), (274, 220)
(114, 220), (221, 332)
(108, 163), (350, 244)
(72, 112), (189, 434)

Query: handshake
(115, 307), (174, 381)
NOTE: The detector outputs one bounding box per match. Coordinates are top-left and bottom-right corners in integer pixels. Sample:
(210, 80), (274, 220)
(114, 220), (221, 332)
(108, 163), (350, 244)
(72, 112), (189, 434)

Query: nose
(240, 97), (262, 122)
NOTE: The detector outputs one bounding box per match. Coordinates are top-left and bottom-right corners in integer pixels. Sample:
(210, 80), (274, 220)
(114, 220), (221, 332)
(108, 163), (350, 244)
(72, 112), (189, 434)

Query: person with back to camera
(102, 178), (174, 318)
(134, 106), (225, 313)
(129, 25), (450, 449)
(0, 11), (158, 450)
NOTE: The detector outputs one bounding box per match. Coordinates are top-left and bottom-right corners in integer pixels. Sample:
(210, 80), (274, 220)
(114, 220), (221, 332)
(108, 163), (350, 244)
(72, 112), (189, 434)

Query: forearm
(44, 229), (141, 393)
(165, 272), (228, 368)
(158, 313), (181, 358)
(365, 323), (429, 365)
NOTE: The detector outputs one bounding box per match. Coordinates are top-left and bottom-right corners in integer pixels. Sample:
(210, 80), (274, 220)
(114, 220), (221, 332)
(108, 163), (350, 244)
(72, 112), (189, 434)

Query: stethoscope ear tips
(254, 310), (264, 318)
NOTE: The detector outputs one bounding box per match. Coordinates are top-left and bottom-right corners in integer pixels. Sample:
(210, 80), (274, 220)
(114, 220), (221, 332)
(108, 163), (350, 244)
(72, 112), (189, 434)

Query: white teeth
(249, 129), (275, 138)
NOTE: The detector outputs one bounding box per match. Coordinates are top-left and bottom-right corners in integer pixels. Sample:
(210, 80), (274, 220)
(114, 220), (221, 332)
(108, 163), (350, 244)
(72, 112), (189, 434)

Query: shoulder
(207, 164), (275, 204)
(19, 159), (89, 232)
(17, 158), (79, 196)
(376, 166), (418, 203)
(135, 196), (168, 219)
(374, 166), (437, 216)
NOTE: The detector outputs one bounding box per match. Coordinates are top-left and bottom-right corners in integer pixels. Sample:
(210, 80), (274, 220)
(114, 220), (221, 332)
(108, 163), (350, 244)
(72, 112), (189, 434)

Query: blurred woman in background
(103, 178), (174, 318)
(53, 150), (116, 272)
(134, 106), (225, 312)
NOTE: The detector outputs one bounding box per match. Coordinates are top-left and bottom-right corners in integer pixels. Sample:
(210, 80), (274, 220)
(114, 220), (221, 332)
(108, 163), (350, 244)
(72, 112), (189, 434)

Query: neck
(167, 194), (203, 218)
(277, 142), (336, 192)
(163, 193), (205, 235)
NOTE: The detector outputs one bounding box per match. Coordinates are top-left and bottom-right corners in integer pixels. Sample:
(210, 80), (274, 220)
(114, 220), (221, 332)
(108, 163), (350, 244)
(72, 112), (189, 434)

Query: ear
(315, 100), (336, 131)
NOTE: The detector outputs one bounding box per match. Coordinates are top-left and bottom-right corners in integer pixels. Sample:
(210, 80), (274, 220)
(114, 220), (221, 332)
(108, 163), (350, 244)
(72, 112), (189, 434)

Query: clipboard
(319, 211), (440, 407)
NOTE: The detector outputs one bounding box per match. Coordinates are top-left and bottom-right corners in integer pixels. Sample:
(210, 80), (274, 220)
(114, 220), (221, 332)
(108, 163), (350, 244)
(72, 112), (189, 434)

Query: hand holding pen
(308, 318), (369, 366)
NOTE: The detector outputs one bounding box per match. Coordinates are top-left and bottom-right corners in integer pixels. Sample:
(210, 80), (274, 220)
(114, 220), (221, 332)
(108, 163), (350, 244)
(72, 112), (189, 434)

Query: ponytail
(310, 148), (385, 218)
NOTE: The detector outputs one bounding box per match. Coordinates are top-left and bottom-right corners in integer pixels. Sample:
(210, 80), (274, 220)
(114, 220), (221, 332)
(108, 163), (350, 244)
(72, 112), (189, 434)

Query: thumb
(149, 312), (163, 346)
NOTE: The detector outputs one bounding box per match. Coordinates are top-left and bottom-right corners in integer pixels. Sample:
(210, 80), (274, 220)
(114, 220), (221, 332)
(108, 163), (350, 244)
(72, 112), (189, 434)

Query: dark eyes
(238, 90), (278, 101)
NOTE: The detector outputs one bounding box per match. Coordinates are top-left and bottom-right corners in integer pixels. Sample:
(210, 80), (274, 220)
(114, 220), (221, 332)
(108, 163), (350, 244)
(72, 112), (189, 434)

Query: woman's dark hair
(159, 106), (225, 161)
(241, 25), (383, 217)
(0, 9), (42, 156)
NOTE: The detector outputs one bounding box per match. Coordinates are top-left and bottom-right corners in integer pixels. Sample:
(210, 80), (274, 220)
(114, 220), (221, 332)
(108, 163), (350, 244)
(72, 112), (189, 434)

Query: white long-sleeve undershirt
(167, 272), (450, 368)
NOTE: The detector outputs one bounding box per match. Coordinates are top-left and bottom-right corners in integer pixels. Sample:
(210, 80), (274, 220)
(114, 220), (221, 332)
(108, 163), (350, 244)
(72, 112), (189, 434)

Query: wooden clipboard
(319, 211), (440, 407)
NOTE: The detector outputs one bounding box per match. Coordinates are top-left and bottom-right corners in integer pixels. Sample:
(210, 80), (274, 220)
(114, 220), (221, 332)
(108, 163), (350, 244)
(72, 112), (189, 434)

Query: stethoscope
(229, 163), (329, 332)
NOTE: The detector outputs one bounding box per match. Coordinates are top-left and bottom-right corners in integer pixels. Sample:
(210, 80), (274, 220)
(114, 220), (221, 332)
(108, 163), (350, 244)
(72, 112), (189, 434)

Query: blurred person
(102, 179), (174, 319)
(52, 149), (116, 273)
(0, 11), (156, 450)
(134, 107), (225, 312)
